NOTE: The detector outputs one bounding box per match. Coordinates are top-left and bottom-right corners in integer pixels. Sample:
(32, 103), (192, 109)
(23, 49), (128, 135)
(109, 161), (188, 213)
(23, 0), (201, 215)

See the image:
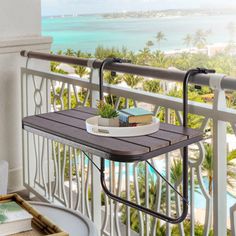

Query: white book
(0, 201), (33, 235)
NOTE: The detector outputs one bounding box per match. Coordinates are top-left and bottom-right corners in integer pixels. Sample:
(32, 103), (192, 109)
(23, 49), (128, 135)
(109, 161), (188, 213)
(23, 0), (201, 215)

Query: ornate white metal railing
(21, 64), (236, 236)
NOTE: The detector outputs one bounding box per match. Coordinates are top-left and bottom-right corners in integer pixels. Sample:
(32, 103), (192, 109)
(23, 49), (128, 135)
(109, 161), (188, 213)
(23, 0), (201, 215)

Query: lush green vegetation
(51, 42), (236, 132)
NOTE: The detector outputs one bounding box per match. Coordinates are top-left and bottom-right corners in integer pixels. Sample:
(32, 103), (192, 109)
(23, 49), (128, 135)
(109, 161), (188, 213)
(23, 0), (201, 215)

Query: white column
(0, 0), (52, 192)
(213, 89), (227, 236)
(90, 68), (102, 235)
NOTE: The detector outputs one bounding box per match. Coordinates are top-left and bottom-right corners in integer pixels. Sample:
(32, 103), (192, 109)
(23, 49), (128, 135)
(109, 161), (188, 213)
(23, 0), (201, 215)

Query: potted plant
(97, 101), (119, 127)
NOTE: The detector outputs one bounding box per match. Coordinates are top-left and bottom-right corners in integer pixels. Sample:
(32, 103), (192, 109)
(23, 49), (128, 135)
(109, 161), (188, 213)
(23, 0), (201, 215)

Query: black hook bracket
(99, 57), (131, 101)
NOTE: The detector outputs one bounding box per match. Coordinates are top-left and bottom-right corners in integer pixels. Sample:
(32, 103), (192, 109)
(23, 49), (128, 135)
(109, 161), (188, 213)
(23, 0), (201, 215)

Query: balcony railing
(21, 51), (236, 236)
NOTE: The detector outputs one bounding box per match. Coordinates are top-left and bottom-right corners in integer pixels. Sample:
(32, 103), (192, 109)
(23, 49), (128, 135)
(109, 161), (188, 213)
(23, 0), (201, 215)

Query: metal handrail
(20, 50), (236, 90)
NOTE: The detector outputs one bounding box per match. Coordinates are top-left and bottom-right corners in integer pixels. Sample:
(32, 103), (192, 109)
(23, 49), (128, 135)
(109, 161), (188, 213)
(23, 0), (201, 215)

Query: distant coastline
(42, 8), (236, 19)
(102, 8), (236, 19)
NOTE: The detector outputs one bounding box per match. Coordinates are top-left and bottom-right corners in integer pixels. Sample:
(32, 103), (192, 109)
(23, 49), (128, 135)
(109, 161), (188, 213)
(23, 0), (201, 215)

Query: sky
(41, 0), (236, 16)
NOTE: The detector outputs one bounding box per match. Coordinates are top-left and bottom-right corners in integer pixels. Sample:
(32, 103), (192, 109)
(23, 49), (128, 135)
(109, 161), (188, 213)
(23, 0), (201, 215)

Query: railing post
(230, 203), (236, 236)
(212, 75), (227, 236)
(90, 67), (102, 235)
(165, 108), (171, 236)
(21, 68), (52, 200)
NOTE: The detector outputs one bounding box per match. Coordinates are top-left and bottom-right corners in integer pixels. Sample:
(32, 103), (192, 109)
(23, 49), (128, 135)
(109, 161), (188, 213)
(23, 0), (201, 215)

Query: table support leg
(100, 147), (189, 224)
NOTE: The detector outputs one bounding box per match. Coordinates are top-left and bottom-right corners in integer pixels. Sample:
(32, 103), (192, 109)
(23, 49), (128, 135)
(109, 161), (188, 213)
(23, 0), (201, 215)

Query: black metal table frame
(95, 58), (215, 224)
(22, 56), (214, 224)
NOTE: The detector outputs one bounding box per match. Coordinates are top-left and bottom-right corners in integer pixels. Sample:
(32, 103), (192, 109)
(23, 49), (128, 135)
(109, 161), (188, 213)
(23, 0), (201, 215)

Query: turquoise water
(42, 14), (236, 53)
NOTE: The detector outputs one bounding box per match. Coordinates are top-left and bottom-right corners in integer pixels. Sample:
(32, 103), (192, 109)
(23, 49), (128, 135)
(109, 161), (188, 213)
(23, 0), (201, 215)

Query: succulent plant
(97, 101), (119, 119)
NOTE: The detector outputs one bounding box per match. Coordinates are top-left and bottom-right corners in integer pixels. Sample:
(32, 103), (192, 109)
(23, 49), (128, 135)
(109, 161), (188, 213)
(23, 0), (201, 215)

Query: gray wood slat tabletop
(22, 107), (203, 162)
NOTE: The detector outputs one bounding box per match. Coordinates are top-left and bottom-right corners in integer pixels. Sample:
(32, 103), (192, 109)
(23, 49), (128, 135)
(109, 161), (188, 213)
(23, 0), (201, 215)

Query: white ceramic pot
(98, 116), (119, 127)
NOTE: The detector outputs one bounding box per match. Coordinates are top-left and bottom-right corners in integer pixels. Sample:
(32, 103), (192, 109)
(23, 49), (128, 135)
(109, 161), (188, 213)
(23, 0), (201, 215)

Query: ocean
(42, 13), (236, 53)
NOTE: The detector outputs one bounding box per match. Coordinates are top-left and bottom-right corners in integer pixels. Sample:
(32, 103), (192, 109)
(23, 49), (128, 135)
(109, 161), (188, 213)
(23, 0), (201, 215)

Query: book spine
(119, 112), (130, 123)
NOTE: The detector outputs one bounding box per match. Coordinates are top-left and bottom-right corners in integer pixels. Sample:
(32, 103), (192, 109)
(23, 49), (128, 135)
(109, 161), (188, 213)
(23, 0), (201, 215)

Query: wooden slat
(74, 107), (97, 114)
(38, 112), (87, 130)
(159, 123), (202, 139)
(118, 136), (169, 151)
(149, 130), (187, 144)
(23, 116), (149, 157)
(58, 109), (93, 120)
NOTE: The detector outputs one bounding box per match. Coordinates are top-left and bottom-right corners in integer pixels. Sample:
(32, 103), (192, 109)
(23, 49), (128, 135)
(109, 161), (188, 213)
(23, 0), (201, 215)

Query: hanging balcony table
(22, 106), (203, 224)
(22, 107), (202, 162)
(22, 63), (214, 224)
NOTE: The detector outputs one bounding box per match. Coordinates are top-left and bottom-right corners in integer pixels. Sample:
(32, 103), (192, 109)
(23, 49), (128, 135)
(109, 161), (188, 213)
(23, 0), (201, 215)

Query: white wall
(0, 0), (41, 39)
(0, 0), (52, 192)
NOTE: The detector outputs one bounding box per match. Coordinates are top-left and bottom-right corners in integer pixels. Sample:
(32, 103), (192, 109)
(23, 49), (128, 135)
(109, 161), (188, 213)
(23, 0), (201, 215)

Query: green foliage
(75, 66), (89, 78)
(104, 72), (122, 85)
(123, 74), (143, 88)
(228, 149), (236, 161)
(95, 46), (131, 59)
(51, 61), (69, 74)
(170, 159), (182, 183)
(143, 80), (161, 93)
(172, 220), (230, 235)
(65, 48), (75, 56)
(51, 41), (236, 81)
(97, 101), (119, 118)
(172, 220), (214, 236)
(202, 144), (236, 195)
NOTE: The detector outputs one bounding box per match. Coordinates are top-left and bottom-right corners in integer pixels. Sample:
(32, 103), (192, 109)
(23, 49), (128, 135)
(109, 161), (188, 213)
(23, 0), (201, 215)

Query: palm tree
(57, 50), (63, 55)
(65, 48), (75, 56)
(146, 40), (154, 48)
(137, 47), (151, 65)
(104, 71), (122, 85)
(193, 29), (208, 49)
(51, 61), (60, 72)
(156, 31), (166, 50)
(75, 66), (89, 100)
(75, 66), (89, 78)
(75, 50), (82, 58)
(202, 144), (236, 195)
(170, 159), (183, 183)
(183, 34), (193, 49)
(174, 52), (193, 70)
(123, 74), (143, 89)
(152, 50), (168, 68)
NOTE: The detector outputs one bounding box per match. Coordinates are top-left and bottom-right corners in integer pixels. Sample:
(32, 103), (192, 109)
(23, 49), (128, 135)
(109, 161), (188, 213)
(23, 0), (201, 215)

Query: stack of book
(0, 201), (33, 235)
(119, 108), (153, 126)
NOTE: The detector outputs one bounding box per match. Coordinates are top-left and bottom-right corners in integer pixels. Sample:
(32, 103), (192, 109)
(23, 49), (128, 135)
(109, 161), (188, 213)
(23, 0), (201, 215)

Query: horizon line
(41, 6), (236, 18)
